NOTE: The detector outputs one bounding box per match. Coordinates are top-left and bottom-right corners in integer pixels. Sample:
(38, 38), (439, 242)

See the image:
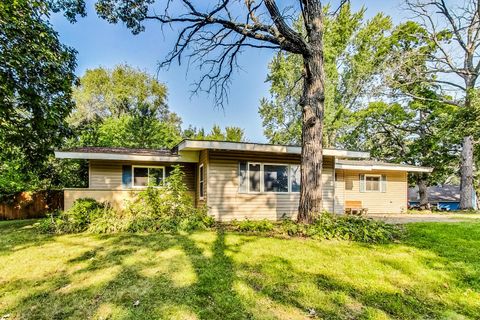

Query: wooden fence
(0, 191), (63, 220)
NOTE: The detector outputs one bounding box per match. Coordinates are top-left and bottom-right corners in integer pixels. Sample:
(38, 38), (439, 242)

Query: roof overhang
(176, 140), (370, 159)
(54, 150), (199, 163)
(335, 162), (433, 173)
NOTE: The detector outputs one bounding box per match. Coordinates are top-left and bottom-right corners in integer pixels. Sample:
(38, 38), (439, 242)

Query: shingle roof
(64, 147), (175, 156)
(408, 185), (460, 202)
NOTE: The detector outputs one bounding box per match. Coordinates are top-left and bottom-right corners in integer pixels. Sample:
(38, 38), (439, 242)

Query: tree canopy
(68, 65), (183, 149)
(184, 125), (246, 142)
(259, 4), (393, 146)
(0, 0), (77, 196)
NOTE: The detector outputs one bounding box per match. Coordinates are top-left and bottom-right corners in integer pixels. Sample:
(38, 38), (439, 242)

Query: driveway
(368, 213), (480, 224)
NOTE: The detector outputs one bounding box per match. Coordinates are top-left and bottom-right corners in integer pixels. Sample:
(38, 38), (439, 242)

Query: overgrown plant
(281, 212), (400, 243)
(232, 219), (275, 233)
(39, 166), (214, 234)
(226, 213), (399, 243)
(124, 165), (214, 232)
(38, 198), (112, 233)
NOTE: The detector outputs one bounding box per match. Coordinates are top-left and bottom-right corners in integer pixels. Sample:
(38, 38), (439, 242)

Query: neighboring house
(55, 140), (432, 221)
(408, 185), (461, 211)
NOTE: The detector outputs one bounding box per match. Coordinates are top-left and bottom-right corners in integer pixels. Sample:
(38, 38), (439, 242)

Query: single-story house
(55, 140), (432, 221)
(408, 185), (461, 211)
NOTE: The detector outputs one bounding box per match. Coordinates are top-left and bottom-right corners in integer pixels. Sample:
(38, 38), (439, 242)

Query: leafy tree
(96, 114), (182, 149)
(343, 97), (458, 208)
(0, 0), (77, 196)
(69, 65), (183, 149)
(70, 64), (172, 125)
(56, 0), (350, 222)
(259, 4), (393, 146)
(343, 21), (462, 208)
(183, 125), (245, 142)
(403, 0), (480, 209)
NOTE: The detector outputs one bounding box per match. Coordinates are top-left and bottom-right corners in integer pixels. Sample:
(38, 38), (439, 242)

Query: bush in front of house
(280, 212), (400, 243)
(38, 198), (112, 233)
(39, 165), (214, 234)
(225, 213), (399, 243)
(231, 219), (275, 233)
(122, 165), (214, 232)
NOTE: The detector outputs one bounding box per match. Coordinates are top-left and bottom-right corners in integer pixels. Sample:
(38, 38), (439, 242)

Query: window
(133, 166), (165, 187)
(238, 162), (248, 192)
(264, 165), (288, 192)
(290, 165), (301, 192)
(365, 174), (380, 192)
(248, 163), (261, 192)
(199, 164), (205, 199)
(239, 162), (300, 193)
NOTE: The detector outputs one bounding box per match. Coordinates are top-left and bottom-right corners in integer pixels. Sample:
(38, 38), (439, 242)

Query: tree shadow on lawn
(7, 229), (255, 320)
(3, 222), (480, 319)
(0, 220), (54, 257)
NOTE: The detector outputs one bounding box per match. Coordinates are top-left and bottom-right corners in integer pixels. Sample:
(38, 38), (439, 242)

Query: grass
(0, 220), (479, 319)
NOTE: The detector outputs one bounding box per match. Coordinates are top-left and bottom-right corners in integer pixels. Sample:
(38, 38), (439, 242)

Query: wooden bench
(345, 200), (368, 216)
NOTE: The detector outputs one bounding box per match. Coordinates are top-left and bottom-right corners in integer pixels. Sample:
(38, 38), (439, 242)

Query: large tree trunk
(417, 175), (429, 210)
(297, 2), (325, 223)
(460, 135), (475, 209)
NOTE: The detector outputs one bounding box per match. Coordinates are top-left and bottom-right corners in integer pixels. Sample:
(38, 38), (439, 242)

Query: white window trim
(246, 162), (299, 194)
(199, 164), (205, 200)
(363, 174), (381, 192)
(132, 165), (166, 188)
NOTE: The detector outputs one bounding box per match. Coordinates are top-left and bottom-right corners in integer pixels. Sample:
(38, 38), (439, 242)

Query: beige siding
(206, 152), (335, 221)
(64, 189), (195, 211)
(64, 189), (138, 211)
(65, 161), (196, 210)
(334, 170), (345, 214)
(89, 160), (196, 191)
(340, 169), (408, 214)
(90, 161), (123, 189)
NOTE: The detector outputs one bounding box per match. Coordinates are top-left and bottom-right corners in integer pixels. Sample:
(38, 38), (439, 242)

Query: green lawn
(0, 220), (479, 319)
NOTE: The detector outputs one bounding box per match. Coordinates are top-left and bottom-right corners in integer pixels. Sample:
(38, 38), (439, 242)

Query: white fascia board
(54, 150), (199, 163)
(177, 140), (370, 158)
(335, 163), (433, 173)
(335, 164), (373, 171)
(326, 150), (370, 158)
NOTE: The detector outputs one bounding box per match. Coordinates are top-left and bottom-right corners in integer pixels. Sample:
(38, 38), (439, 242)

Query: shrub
(39, 198), (113, 234)
(280, 212), (399, 243)
(38, 165), (215, 234)
(232, 219), (275, 233)
(124, 165), (214, 232)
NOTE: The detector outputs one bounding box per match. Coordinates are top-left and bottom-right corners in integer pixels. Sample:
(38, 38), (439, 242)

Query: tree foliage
(259, 4), (393, 146)
(403, 0), (480, 209)
(184, 125), (245, 142)
(0, 0), (77, 196)
(69, 65), (183, 149)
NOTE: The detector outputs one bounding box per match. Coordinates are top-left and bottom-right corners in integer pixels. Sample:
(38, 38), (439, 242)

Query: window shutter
(122, 165), (132, 189)
(381, 174), (387, 193)
(238, 162), (247, 193)
(359, 174), (365, 192)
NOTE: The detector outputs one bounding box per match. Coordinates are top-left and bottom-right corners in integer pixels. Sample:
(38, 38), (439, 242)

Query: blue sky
(51, 0), (406, 142)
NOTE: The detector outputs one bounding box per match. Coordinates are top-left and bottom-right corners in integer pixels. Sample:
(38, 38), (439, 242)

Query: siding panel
(207, 152), (334, 221)
(342, 170), (407, 214)
(89, 160), (196, 191)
